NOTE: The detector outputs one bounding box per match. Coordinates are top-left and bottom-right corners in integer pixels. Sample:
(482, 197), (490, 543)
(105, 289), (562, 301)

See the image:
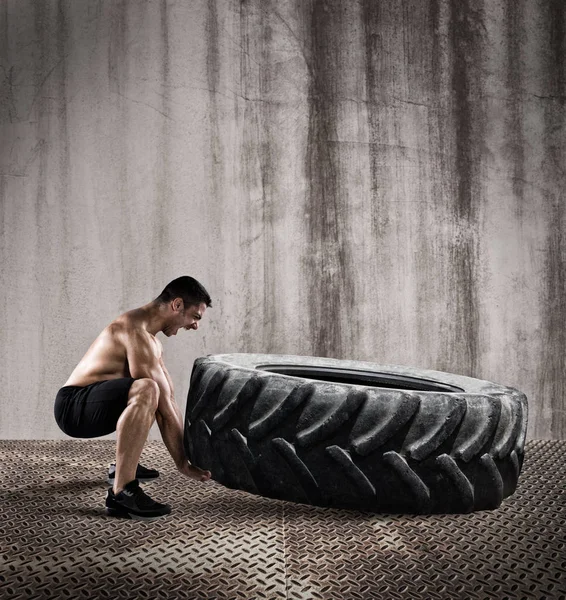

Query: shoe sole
(105, 507), (170, 521)
(106, 476), (158, 485)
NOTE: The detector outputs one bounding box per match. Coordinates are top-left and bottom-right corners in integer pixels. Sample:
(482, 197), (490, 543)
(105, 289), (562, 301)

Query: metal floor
(0, 440), (564, 600)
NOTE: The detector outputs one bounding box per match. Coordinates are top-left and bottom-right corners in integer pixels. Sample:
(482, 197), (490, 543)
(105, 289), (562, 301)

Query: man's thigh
(55, 378), (137, 438)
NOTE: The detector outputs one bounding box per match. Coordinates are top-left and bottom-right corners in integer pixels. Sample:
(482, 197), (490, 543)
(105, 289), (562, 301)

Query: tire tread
(185, 357), (527, 514)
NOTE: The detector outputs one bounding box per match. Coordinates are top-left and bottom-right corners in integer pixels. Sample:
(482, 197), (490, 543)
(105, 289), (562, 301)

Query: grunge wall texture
(0, 0), (564, 439)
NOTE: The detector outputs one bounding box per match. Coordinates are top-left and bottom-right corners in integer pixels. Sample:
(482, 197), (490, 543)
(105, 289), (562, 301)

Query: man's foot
(105, 480), (171, 521)
(107, 463), (159, 485)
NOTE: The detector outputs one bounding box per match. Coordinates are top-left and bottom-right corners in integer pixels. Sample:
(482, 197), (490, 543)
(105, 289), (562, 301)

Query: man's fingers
(186, 464), (211, 481)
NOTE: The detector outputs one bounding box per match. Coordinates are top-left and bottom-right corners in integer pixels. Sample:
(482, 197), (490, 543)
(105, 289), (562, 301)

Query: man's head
(154, 276), (212, 337)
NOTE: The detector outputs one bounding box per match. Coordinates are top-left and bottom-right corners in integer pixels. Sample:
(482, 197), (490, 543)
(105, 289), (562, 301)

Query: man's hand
(177, 459), (212, 482)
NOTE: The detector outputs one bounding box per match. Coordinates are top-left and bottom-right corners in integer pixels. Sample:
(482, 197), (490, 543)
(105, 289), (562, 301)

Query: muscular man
(54, 276), (212, 520)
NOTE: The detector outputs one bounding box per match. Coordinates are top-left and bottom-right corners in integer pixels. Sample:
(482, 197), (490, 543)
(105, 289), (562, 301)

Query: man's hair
(155, 276), (212, 308)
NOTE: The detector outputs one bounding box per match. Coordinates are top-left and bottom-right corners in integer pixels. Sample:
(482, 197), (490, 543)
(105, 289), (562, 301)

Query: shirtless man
(54, 276), (212, 520)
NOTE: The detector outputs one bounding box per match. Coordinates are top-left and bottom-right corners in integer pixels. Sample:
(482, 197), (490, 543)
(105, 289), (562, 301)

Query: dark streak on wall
(445, 0), (483, 376)
(409, 0), (441, 367)
(56, 0), (71, 307)
(258, 3), (277, 351)
(505, 0), (526, 220)
(540, 0), (565, 439)
(33, 0), (49, 401)
(33, 1), (48, 230)
(206, 0), (221, 175)
(156, 0), (171, 263)
(450, 0), (482, 224)
(362, 0), (389, 240)
(109, 0), (129, 307)
(429, 0), (451, 196)
(108, 1), (127, 95)
(304, 0), (354, 358)
(430, 1), (459, 372)
(0, 3), (15, 124)
(549, 0), (565, 107)
(0, 174), (5, 248)
(238, 0), (257, 353)
(0, 3), (6, 75)
(205, 0), (226, 328)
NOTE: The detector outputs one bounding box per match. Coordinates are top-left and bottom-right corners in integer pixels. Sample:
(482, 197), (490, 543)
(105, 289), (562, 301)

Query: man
(54, 276), (212, 520)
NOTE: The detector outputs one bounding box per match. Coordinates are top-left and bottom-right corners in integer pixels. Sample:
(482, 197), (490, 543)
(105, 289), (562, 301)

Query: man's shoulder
(109, 317), (162, 355)
(106, 317), (143, 341)
(109, 318), (140, 333)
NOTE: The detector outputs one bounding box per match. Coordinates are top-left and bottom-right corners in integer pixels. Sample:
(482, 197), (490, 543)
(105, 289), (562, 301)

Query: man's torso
(64, 312), (163, 387)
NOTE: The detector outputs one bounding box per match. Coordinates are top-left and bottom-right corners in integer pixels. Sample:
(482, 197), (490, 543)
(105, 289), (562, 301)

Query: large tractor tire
(183, 354), (528, 514)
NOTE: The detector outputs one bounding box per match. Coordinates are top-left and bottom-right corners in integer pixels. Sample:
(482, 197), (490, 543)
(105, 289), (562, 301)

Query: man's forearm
(153, 365), (187, 468)
(156, 401), (186, 467)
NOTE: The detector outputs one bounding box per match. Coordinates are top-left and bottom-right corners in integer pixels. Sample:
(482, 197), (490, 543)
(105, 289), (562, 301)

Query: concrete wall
(0, 0), (564, 440)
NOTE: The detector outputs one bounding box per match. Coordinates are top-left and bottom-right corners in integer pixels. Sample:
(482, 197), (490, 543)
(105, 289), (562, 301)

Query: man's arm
(121, 328), (209, 480)
(155, 356), (186, 468)
(156, 355), (211, 481)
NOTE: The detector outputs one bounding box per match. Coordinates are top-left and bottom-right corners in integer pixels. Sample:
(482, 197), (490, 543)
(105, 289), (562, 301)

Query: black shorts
(54, 378), (138, 438)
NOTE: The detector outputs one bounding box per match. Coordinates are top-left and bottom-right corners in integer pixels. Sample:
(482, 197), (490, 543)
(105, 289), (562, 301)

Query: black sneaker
(105, 480), (171, 521)
(107, 463), (159, 485)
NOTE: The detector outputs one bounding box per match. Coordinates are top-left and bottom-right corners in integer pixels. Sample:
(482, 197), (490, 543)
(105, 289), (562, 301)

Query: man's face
(164, 300), (207, 337)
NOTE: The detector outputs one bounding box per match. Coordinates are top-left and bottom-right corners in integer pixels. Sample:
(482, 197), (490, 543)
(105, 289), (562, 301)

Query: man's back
(64, 311), (162, 387)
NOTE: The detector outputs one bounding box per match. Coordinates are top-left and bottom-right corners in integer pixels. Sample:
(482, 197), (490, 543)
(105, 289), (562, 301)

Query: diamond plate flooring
(0, 440), (564, 600)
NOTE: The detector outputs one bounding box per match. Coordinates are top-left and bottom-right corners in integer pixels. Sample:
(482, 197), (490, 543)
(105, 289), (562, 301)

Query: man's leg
(113, 378), (159, 494)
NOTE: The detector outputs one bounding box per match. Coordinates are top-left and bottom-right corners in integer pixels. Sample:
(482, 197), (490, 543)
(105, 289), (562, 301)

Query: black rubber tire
(183, 354), (528, 514)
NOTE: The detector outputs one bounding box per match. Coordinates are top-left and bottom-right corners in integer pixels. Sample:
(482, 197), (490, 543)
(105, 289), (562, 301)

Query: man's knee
(129, 378), (159, 411)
